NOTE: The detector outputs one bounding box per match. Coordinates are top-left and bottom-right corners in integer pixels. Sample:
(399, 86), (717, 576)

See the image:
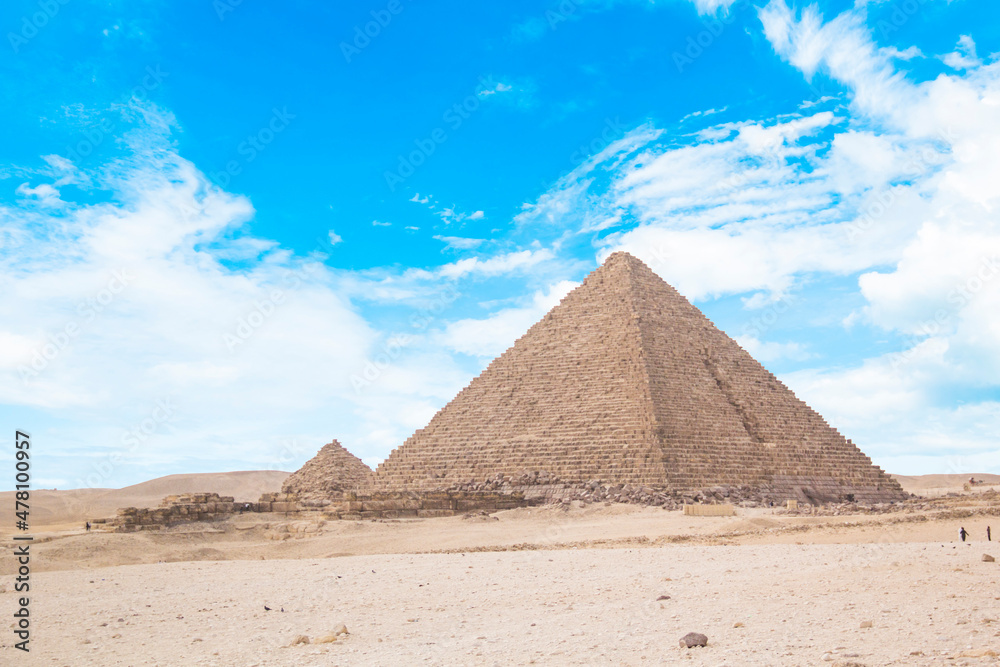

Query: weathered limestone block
(683, 504), (736, 516)
(419, 498), (454, 510)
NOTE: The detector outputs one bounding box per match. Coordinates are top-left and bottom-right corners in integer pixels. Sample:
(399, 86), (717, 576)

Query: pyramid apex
(600, 251), (654, 275)
(603, 250), (642, 265)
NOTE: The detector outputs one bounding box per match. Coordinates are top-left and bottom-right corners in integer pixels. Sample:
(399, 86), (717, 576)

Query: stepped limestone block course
(281, 439), (374, 498)
(374, 252), (905, 504)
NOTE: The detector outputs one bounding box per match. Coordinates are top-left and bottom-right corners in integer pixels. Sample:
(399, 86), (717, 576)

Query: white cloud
(16, 182), (64, 207)
(785, 356), (1000, 474)
(327, 229), (343, 244)
(885, 45), (922, 61)
(735, 336), (812, 363)
(408, 192), (485, 225)
(434, 235), (485, 250)
(441, 281), (577, 358)
(690, 0), (738, 14)
(759, 0), (915, 124)
(942, 35), (980, 70)
(436, 249), (556, 280)
(505, 2), (1000, 473)
(0, 108), (485, 487)
(372, 220), (391, 227)
(477, 81), (512, 97)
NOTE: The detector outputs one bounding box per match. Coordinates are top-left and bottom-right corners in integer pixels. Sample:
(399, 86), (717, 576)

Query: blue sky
(2, 0), (999, 490)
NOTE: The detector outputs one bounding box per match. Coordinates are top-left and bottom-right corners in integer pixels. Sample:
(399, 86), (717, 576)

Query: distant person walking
(85, 521), (90, 532)
(960, 526), (968, 542)
(988, 526), (992, 542)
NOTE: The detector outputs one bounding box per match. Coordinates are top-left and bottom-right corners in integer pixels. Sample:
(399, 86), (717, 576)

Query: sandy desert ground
(2, 472), (1000, 666)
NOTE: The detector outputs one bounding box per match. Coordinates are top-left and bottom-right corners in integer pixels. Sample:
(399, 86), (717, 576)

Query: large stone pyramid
(282, 440), (373, 498)
(374, 252), (905, 504)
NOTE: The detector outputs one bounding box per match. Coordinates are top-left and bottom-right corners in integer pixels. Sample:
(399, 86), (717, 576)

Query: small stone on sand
(679, 632), (708, 648)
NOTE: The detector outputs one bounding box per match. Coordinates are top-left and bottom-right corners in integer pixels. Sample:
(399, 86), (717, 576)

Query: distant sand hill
(0, 470), (289, 530)
(890, 473), (1000, 496)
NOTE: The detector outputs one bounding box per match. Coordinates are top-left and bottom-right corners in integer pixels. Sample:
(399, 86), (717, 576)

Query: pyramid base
(377, 471), (908, 507)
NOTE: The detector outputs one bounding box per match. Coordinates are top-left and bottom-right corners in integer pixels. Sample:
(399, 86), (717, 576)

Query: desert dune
(2, 472), (1000, 665)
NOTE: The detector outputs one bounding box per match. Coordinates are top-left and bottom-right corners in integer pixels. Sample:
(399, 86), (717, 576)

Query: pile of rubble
(442, 471), (909, 511)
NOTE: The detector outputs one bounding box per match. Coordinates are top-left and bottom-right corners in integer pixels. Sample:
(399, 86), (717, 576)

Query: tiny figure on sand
(960, 526), (968, 542)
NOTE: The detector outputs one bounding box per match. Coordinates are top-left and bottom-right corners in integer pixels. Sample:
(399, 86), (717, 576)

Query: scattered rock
(733, 622), (744, 628)
(679, 632), (708, 648)
(957, 649), (998, 658)
(982, 554), (995, 562)
(286, 635), (310, 647)
(656, 595), (671, 601)
(859, 620), (873, 629)
(331, 623), (348, 636)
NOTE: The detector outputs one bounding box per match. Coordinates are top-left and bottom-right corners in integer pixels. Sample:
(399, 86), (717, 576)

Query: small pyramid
(373, 252), (905, 503)
(282, 440), (373, 498)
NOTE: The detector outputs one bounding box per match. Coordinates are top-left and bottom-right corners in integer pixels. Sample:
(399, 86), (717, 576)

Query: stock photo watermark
(740, 293), (800, 340)
(224, 289), (286, 352)
(18, 269), (133, 384)
(383, 76), (501, 192)
(77, 397), (178, 489)
(672, 0), (752, 73)
(340, 0), (414, 63)
(876, 0), (934, 39)
(350, 284), (460, 393)
(570, 117), (627, 166)
(62, 65), (169, 165)
(7, 0), (70, 53)
(844, 128), (956, 242)
(888, 254), (1000, 370)
(223, 237), (335, 352)
(209, 106), (296, 189)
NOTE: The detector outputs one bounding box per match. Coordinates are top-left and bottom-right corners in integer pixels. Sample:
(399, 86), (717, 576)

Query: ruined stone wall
(260, 490), (533, 519)
(93, 493), (237, 533)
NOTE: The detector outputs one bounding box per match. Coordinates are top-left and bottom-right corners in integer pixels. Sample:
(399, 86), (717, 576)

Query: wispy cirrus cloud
(504, 1), (1000, 472)
(0, 106), (552, 487)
